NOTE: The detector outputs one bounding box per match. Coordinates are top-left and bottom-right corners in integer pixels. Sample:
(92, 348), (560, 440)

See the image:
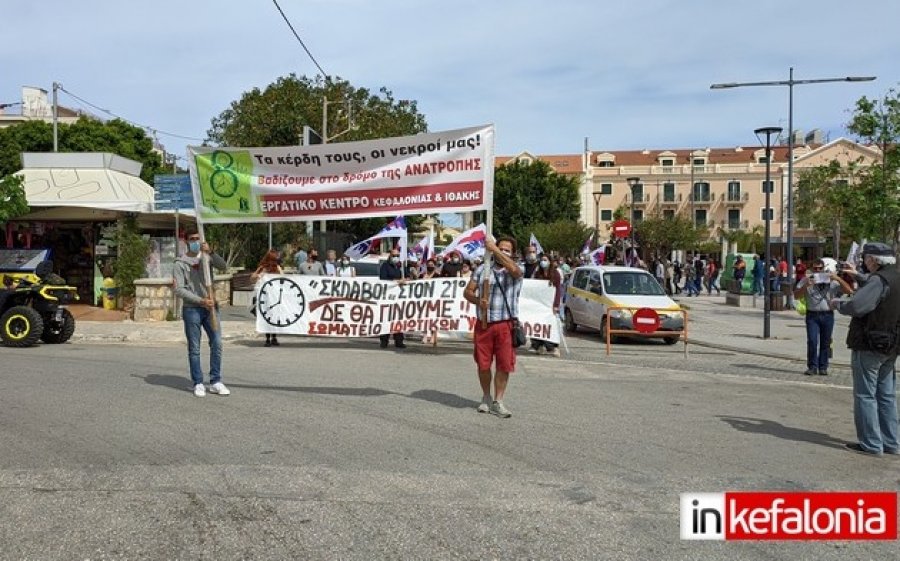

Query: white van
(564, 265), (683, 344)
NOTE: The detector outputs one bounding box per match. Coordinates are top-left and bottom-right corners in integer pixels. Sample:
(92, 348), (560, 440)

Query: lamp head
(626, 176), (641, 188)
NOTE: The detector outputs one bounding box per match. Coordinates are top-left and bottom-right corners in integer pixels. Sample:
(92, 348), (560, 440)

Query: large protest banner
(186, 125), (493, 223)
(253, 276), (559, 344)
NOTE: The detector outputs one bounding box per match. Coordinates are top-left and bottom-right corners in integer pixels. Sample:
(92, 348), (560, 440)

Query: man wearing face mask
(173, 228), (229, 398)
(379, 249), (407, 349)
(298, 249), (325, 275)
(464, 236), (523, 418)
(529, 253), (562, 356)
(440, 250), (464, 277)
(521, 245), (539, 278)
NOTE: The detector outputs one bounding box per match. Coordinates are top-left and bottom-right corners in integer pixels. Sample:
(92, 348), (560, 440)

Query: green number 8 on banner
(209, 151), (239, 198)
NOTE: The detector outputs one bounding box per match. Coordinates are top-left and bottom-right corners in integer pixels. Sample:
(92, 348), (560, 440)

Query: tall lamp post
(711, 69), (875, 293)
(755, 126), (782, 340)
(592, 188), (603, 244)
(627, 177), (641, 263)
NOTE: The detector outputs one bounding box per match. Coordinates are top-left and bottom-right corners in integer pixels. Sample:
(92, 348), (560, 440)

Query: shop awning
(15, 152), (156, 213)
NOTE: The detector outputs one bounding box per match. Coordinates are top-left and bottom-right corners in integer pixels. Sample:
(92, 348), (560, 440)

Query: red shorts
(473, 320), (516, 373)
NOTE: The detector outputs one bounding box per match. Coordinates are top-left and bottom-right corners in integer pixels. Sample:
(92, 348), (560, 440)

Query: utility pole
(52, 82), (60, 152)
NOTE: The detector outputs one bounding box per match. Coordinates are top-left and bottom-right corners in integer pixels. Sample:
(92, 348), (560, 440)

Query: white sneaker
(477, 396), (491, 413)
(549, 348), (561, 357)
(537, 347), (546, 355)
(490, 400), (512, 418)
(193, 383), (206, 398)
(209, 382), (231, 396)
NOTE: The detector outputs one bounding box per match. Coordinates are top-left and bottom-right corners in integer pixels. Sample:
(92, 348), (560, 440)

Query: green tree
(0, 118), (166, 183)
(114, 215), (150, 303)
(795, 160), (867, 257)
(522, 220), (593, 256)
(634, 214), (707, 257)
(493, 160), (580, 239)
(0, 174), (29, 224)
(206, 73), (430, 246)
(846, 88), (900, 247)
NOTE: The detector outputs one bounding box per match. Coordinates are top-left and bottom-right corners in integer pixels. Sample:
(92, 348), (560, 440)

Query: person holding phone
(793, 258), (853, 376)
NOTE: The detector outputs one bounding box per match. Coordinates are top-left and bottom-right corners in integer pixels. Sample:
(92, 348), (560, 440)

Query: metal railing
(604, 306), (689, 358)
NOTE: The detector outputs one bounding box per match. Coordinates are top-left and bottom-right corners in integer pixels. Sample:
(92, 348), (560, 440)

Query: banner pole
(196, 219), (219, 332)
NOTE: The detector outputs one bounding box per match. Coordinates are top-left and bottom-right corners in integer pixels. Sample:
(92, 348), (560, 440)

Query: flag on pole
(580, 232), (595, 255)
(588, 244), (606, 265)
(440, 223), (487, 260)
(344, 216), (409, 259)
(409, 232), (435, 271)
(529, 233), (545, 255)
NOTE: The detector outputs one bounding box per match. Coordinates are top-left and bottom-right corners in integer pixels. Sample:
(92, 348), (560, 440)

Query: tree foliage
(0, 174), (29, 224)
(493, 160), (581, 239)
(206, 73), (431, 247)
(114, 215), (150, 300)
(521, 220), (593, 256)
(795, 160), (866, 257)
(845, 88), (900, 247)
(0, 118), (166, 183)
(634, 214), (708, 257)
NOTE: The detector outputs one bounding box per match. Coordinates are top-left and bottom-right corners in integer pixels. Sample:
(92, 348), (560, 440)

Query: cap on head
(863, 242), (893, 257)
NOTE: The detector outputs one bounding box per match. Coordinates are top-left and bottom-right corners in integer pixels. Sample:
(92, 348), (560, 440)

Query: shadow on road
(717, 416), (847, 451)
(134, 374), (477, 409)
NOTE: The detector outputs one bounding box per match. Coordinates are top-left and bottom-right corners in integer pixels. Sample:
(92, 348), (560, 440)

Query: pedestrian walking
(831, 243), (900, 456)
(464, 236), (523, 418)
(173, 228), (229, 398)
(379, 248), (407, 349)
(529, 254), (562, 356)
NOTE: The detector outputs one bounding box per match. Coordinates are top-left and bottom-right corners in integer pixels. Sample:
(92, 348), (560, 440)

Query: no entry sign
(612, 219), (631, 239)
(632, 307), (660, 333)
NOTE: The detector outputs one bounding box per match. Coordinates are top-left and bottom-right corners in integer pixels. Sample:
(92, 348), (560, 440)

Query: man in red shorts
(464, 236), (523, 418)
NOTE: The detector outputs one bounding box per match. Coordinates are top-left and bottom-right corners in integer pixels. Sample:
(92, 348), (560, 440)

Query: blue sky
(3, 0), (898, 159)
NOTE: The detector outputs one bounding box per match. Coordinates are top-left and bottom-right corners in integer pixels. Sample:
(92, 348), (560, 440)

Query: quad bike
(0, 261), (79, 347)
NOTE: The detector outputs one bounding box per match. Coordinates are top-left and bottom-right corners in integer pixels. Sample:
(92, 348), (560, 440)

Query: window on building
(757, 156), (768, 164)
(727, 181), (741, 201)
(760, 207), (774, 221)
(630, 183), (644, 202)
(600, 209), (613, 221)
(727, 209), (741, 229)
(597, 160), (615, 168)
(663, 209), (675, 220)
(761, 180), (774, 193)
(600, 183), (612, 195)
(663, 182), (676, 202)
(660, 158), (674, 166)
(693, 181), (710, 202)
(633, 210), (644, 224)
(694, 209), (707, 227)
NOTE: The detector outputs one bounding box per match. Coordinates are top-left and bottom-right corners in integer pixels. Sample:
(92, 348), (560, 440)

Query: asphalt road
(0, 338), (897, 560)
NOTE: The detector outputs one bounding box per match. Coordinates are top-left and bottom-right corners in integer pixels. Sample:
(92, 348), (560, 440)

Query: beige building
(499, 138), (881, 257)
(0, 86), (83, 129)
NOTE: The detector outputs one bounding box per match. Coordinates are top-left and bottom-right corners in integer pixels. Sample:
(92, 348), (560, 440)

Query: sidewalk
(67, 297), (848, 367)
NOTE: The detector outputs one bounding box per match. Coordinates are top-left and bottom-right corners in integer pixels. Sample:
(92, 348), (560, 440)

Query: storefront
(10, 152), (192, 304)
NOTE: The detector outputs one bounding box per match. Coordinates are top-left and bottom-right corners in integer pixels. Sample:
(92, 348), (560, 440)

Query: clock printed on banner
(257, 277), (305, 327)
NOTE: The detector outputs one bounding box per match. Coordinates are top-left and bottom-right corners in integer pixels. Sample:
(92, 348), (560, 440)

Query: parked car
(350, 255), (385, 277)
(564, 265), (683, 344)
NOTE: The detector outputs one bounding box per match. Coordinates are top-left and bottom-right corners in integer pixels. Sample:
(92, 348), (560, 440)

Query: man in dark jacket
(832, 242), (900, 456)
(379, 248), (407, 349)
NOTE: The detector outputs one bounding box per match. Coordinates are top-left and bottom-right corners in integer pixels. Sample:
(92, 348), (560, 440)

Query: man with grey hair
(832, 242), (900, 456)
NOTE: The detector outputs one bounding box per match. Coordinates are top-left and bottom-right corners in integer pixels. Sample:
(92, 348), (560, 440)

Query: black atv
(0, 261), (78, 347)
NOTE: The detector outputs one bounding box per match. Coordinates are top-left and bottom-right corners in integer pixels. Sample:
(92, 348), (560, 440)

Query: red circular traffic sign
(632, 307), (660, 333)
(612, 219), (632, 239)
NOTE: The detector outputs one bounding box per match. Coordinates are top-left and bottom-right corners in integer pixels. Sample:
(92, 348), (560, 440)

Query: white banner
(187, 125), (494, 223)
(253, 276), (559, 343)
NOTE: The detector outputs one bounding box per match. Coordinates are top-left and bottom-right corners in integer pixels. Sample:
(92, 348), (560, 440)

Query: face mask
(390, 256), (400, 264)
(310, 254), (318, 261)
(341, 260), (350, 266)
(188, 241), (201, 253)
(540, 260), (550, 269)
(426, 266), (435, 271)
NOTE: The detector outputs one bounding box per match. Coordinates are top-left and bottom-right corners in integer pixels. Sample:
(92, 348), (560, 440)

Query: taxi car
(563, 265), (683, 344)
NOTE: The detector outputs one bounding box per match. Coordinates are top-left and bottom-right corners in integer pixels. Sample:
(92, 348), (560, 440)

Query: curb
(687, 338), (851, 368)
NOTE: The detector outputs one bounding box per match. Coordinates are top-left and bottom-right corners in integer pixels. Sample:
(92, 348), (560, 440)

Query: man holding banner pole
(173, 227), (229, 398)
(464, 235), (522, 418)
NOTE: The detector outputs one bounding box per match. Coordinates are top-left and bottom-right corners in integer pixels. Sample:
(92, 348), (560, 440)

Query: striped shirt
(471, 265), (523, 323)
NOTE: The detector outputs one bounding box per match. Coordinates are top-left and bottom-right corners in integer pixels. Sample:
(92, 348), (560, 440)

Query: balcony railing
(624, 193), (651, 205)
(690, 193), (713, 204)
(721, 220), (750, 230)
(660, 193), (682, 204)
(724, 192), (749, 204)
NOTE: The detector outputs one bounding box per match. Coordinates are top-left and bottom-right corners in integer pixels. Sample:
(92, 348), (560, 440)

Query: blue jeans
(851, 350), (899, 453)
(183, 306), (223, 385)
(751, 277), (763, 295)
(804, 311), (834, 371)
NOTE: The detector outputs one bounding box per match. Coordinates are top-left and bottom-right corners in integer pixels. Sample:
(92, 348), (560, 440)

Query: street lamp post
(711, 69), (875, 293)
(627, 177), (641, 264)
(755, 126), (782, 340)
(592, 189), (603, 244)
